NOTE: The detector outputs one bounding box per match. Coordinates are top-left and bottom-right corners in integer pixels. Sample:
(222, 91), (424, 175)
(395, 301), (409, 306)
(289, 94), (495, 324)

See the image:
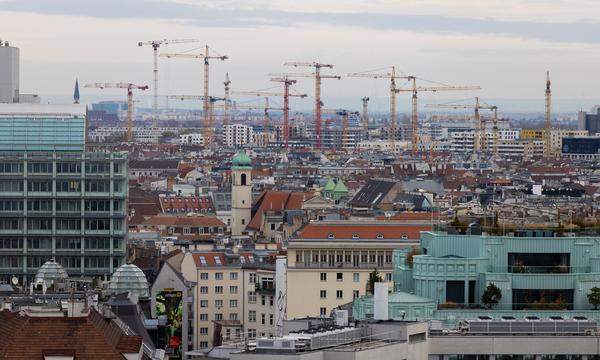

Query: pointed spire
(73, 78), (80, 104)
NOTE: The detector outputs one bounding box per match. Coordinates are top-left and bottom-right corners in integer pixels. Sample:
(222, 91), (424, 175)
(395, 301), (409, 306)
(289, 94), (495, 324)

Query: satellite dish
(11, 276), (18, 286)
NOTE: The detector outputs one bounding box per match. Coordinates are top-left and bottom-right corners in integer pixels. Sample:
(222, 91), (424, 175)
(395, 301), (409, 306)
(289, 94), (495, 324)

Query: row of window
(199, 285), (238, 294)
(0, 237), (120, 250)
(21, 180), (123, 193)
(20, 199), (123, 212)
(199, 272), (238, 281)
(319, 289), (361, 300)
(0, 255), (118, 269)
(0, 219), (123, 231)
(296, 250), (393, 266)
(247, 311), (274, 326)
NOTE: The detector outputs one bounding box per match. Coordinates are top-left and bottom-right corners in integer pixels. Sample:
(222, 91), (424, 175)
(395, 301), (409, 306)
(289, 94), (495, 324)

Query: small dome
(108, 264), (149, 298)
(232, 150), (252, 168)
(35, 260), (68, 287)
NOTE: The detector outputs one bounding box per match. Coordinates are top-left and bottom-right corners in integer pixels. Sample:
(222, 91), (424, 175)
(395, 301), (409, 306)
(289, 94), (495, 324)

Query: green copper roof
(333, 179), (348, 193)
(232, 150), (252, 167)
(324, 178), (336, 191)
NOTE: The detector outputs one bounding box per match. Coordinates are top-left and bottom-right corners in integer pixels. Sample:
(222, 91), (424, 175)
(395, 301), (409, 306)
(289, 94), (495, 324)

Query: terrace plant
(481, 283), (502, 309)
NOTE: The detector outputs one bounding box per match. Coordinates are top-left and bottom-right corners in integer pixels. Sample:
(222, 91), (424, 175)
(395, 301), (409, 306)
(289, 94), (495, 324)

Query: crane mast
(280, 62), (341, 149)
(160, 46), (228, 147)
(224, 73), (231, 127)
(544, 71), (552, 157)
(361, 97), (370, 137)
(137, 38), (199, 126)
(84, 82), (149, 142)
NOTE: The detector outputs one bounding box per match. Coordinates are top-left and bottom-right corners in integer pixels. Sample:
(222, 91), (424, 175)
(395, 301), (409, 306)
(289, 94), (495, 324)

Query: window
(248, 310), (256, 322)
(261, 314), (266, 325)
(215, 313), (223, 321)
(247, 329), (256, 339)
(56, 219), (81, 231)
(229, 313), (238, 321)
(57, 180), (80, 192)
(56, 200), (80, 212)
(200, 300), (208, 308)
(230, 286), (238, 294)
(249, 273), (256, 283)
(27, 238), (52, 249)
(353, 290), (360, 299)
(0, 219), (22, 230)
(270, 223), (276, 230)
(57, 162), (81, 174)
(199, 342), (208, 349)
(85, 162), (110, 174)
(230, 300), (238, 308)
(27, 162), (52, 173)
(353, 273), (360, 282)
(241, 219), (245, 225)
(84, 256), (110, 269)
(0, 199), (23, 211)
(27, 218), (52, 230)
(27, 180), (52, 192)
(352, 233), (359, 239)
(85, 181), (109, 193)
(230, 272), (238, 280)
(199, 313), (208, 321)
(199, 327), (209, 335)
(215, 272), (223, 280)
(28, 199), (52, 212)
(0, 239), (22, 249)
(0, 163), (22, 173)
(320, 272), (327, 281)
(215, 300), (223, 307)
(269, 296), (274, 307)
(200, 286), (208, 294)
(320, 307), (327, 316)
(385, 273), (392, 281)
(248, 291), (256, 304)
(215, 286), (223, 294)
(85, 200), (111, 212)
(336, 290), (343, 299)
(320, 290), (327, 299)
(240, 173), (247, 186)
(261, 295), (266, 306)
(200, 272), (209, 280)
(336, 272), (343, 281)
(0, 180), (23, 192)
(85, 219), (110, 231)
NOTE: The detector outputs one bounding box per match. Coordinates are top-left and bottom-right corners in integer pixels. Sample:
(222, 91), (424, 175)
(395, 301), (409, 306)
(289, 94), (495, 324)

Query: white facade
(88, 126), (179, 143)
(180, 133), (205, 146)
(0, 43), (19, 103)
(224, 124), (254, 148)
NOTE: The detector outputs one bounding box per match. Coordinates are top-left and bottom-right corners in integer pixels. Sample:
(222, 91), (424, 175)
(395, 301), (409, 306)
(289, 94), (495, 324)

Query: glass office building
(0, 104), (127, 284)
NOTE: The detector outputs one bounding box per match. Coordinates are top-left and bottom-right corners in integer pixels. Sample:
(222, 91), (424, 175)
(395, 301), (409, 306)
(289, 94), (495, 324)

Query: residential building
(285, 221), (431, 318)
(224, 124), (254, 148)
(242, 262), (277, 340)
(180, 133), (205, 146)
(129, 159), (180, 180)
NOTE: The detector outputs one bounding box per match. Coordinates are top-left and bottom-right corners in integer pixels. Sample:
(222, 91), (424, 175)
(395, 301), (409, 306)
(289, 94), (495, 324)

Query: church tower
(231, 150), (252, 236)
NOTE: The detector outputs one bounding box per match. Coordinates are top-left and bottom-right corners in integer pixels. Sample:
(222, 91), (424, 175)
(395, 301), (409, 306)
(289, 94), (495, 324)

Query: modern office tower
(0, 104), (128, 284)
(0, 41), (19, 103)
(578, 106), (600, 135)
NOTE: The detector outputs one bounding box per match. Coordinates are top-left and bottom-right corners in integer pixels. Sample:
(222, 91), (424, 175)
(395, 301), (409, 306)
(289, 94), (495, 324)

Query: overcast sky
(2, 0), (600, 112)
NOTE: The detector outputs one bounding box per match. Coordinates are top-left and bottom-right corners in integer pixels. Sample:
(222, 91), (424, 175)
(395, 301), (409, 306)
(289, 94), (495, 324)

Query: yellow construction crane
(396, 77), (481, 156)
(271, 62), (341, 149)
(347, 66), (405, 153)
(137, 38), (199, 124)
(425, 97), (498, 155)
(160, 45), (228, 146)
(84, 82), (149, 142)
(233, 87), (307, 148)
(544, 71), (552, 157)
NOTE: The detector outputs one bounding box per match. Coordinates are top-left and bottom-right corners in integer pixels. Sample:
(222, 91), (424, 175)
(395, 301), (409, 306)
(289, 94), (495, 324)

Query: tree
(481, 283), (502, 309)
(406, 247), (422, 268)
(587, 287), (600, 310)
(366, 269), (383, 295)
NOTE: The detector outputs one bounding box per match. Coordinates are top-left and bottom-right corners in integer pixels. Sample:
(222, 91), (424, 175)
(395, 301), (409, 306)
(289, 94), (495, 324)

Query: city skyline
(1, 0), (600, 112)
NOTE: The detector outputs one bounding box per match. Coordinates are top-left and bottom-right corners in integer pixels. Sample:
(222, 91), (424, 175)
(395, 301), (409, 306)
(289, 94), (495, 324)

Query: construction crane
(425, 97), (497, 155)
(544, 71), (552, 158)
(322, 109), (360, 150)
(348, 66), (406, 153)
(233, 86), (307, 148)
(361, 97), (370, 136)
(137, 38), (199, 124)
(223, 73), (231, 127)
(272, 62), (341, 149)
(84, 82), (149, 142)
(396, 77), (481, 156)
(160, 45), (228, 146)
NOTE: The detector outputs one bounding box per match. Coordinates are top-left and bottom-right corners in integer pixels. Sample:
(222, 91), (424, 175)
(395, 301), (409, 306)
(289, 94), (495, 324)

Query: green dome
(333, 180), (348, 193)
(232, 150), (252, 168)
(324, 178), (336, 192)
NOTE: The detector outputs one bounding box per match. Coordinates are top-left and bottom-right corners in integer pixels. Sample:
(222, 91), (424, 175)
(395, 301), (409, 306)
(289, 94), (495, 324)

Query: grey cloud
(2, 0), (600, 44)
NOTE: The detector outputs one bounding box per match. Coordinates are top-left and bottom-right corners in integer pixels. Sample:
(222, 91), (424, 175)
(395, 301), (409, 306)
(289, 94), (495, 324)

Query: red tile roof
(0, 308), (142, 359)
(143, 214), (225, 228)
(296, 222), (431, 240)
(159, 195), (214, 213)
(247, 190), (304, 230)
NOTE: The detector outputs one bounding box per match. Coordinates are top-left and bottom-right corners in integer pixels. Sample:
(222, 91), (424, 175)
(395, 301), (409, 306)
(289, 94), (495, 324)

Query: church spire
(73, 78), (80, 104)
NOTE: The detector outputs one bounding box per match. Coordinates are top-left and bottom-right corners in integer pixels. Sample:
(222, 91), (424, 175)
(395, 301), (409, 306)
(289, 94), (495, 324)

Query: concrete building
(224, 124), (254, 148)
(549, 129), (589, 155)
(231, 151), (252, 236)
(0, 41), (19, 103)
(562, 136), (600, 161)
(180, 133), (205, 146)
(578, 106), (600, 135)
(285, 221), (430, 318)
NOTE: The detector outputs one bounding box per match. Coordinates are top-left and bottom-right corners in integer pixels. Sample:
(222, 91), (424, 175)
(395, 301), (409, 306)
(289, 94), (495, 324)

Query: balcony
(488, 265), (591, 274)
(292, 262), (391, 269)
(254, 283), (275, 294)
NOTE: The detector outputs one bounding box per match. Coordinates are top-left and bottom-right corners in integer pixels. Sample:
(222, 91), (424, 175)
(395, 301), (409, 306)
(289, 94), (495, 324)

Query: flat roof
(0, 103), (86, 116)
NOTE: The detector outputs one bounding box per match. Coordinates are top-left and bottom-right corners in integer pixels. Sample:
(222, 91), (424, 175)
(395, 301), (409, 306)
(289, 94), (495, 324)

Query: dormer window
(352, 233), (359, 239)
(401, 233), (408, 239)
(327, 233), (335, 239)
(376, 233), (384, 239)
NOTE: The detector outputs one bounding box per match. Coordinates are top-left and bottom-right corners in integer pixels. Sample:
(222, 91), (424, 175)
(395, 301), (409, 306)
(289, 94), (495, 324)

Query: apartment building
(180, 250), (277, 350)
(285, 221), (431, 318)
(224, 124), (254, 148)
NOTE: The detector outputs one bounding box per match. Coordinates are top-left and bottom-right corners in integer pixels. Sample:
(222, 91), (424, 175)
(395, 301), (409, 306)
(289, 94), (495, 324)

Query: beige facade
(242, 266), (276, 339)
(286, 241), (414, 318)
(550, 129), (588, 154)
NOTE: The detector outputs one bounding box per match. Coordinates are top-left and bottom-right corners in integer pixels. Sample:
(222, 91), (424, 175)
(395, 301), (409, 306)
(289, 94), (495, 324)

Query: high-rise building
(578, 106), (600, 135)
(0, 41), (19, 103)
(0, 104), (128, 284)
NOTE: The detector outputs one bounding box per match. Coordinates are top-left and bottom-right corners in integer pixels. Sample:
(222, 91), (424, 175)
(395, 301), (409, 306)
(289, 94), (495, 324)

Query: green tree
(587, 287), (600, 310)
(366, 269), (383, 295)
(481, 283), (502, 309)
(406, 247), (422, 268)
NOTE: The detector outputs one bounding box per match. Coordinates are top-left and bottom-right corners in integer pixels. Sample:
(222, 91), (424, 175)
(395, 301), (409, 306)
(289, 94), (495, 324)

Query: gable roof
(247, 190), (304, 230)
(348, 179), (398, 208)
(143, 215), (225, 228)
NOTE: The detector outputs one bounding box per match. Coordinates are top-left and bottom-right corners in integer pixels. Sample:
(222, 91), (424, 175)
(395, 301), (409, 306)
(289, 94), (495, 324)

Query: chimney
(167, 176), (175, 192)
